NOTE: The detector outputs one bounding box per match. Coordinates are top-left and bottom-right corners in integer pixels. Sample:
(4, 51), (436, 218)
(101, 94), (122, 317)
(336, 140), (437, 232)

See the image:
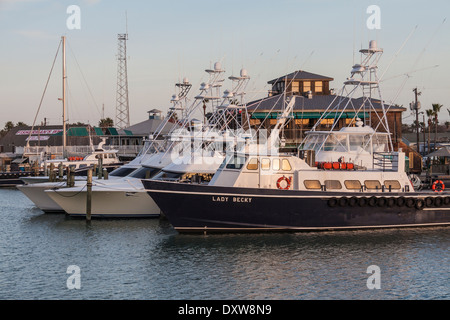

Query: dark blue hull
(142, 180), (450, 233)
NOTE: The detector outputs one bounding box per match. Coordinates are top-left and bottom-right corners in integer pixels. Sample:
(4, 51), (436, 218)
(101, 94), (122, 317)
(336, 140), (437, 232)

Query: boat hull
(17, 182), (67, 212)
(46, 187), (161, 218)
(142, 180), (450, 233)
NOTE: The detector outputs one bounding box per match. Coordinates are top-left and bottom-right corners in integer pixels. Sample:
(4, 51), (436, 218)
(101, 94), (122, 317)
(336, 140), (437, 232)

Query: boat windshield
(109, 167), (137, 177)
(153, 171), (184, 181)
(128, 167), (161, 179)
(219, 154), (247, 170)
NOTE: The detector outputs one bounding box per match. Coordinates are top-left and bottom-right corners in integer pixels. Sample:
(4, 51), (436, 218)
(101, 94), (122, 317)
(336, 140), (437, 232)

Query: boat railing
(373, 152), (399, 172)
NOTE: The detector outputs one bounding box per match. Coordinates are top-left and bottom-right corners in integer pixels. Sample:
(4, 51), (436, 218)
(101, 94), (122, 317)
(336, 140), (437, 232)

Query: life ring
(432, 180), (445, 193)
(276, 176), (291, 190)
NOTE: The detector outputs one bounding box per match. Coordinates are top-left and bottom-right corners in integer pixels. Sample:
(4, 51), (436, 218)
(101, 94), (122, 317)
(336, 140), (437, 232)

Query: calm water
(0, 188), (448, 300)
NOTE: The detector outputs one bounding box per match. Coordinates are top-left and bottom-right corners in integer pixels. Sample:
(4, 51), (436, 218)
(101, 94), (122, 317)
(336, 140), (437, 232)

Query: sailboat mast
(62, 36), (67, 157)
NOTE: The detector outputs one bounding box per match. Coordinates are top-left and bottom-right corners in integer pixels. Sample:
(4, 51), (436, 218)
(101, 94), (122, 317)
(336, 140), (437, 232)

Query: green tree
(98, 117), (114, 128)
(432, 103), (443, 152)
(426, 109), (434, 153)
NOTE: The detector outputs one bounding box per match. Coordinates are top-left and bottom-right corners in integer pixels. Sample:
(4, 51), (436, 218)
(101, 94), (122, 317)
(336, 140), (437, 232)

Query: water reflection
(1, 188), (448, 299)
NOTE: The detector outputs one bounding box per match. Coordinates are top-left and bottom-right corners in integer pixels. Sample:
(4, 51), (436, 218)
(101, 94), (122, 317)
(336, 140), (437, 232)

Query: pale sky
(1, 0), (449, 128)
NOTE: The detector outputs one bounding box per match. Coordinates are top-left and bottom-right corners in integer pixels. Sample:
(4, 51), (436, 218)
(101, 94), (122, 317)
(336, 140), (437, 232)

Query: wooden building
(244, 70), (406, 149)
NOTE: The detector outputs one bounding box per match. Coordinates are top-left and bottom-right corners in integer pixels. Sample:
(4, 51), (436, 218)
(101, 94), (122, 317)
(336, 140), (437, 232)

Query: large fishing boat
(142, 41), (450, 233)
(45, 63), (252, 218)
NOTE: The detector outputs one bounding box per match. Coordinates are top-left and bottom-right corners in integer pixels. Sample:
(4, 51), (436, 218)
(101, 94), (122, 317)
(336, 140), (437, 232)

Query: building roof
(124, 118), (181, 136)
(268, 70), (334, 84)
(246, 94), (406, 115)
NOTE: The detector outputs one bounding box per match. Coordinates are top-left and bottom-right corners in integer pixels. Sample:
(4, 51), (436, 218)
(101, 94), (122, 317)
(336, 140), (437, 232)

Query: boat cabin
(209, 150), (413, 193)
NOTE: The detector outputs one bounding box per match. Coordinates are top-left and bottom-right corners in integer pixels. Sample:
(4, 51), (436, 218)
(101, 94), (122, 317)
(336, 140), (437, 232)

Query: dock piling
(86, 169), (92, 222)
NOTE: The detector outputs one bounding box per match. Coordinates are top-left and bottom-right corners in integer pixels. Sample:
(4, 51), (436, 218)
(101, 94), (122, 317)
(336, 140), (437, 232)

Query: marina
(0, 187), (448, 299)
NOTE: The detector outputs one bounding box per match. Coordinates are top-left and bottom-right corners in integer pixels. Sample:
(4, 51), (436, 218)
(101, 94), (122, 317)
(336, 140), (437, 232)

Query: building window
(304, 180), (322, 190)
(303, 81), (311, 93)
(315, 81), (323, 93)
(320, 119), (334, 126)
(291, 81), (299, 94)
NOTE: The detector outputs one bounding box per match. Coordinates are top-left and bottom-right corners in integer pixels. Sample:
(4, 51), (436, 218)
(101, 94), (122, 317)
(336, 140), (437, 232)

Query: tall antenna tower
(115, 32), (130, 129)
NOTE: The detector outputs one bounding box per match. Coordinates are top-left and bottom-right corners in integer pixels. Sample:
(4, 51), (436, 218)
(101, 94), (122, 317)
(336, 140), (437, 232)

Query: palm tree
(98, 117), (114, 128)
(426, 109), (434, 153)
(432, 103), (443, 151)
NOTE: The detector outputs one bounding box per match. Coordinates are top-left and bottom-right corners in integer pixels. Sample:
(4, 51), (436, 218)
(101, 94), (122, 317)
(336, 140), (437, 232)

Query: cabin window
(272, 159), (280, 171)
(246, 158), (258, 170)
(345, 180), (362, 190)
(365, 180), (382, 190)
(304, 180), (322, 190)
(261, 158), (270, 171)
(325, 180), (342, 190)
(315, 81), (323, 93)
(281, 159), (292, 171)
(384, 180), (401, 190)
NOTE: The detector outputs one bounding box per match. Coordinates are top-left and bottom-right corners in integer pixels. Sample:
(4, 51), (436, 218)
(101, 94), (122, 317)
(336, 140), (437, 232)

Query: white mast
(62, 36), (67, 158)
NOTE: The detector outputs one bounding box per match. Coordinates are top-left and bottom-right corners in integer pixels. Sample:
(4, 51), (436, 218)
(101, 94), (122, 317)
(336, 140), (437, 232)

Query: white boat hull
(17, 182), (68, 212)
(45, 183), (160, 218)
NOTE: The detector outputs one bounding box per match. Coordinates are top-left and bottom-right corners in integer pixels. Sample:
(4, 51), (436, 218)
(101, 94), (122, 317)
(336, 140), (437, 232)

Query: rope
(26, 39), (62, 151)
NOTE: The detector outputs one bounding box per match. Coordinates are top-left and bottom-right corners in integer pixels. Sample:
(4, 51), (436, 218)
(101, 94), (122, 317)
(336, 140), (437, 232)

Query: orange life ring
(432, 180), (445, 193)
(277, 176), (292, 190)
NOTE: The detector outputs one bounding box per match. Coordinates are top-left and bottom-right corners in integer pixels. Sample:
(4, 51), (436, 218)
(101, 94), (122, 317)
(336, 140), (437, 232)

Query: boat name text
(212, 196), (252, 203)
